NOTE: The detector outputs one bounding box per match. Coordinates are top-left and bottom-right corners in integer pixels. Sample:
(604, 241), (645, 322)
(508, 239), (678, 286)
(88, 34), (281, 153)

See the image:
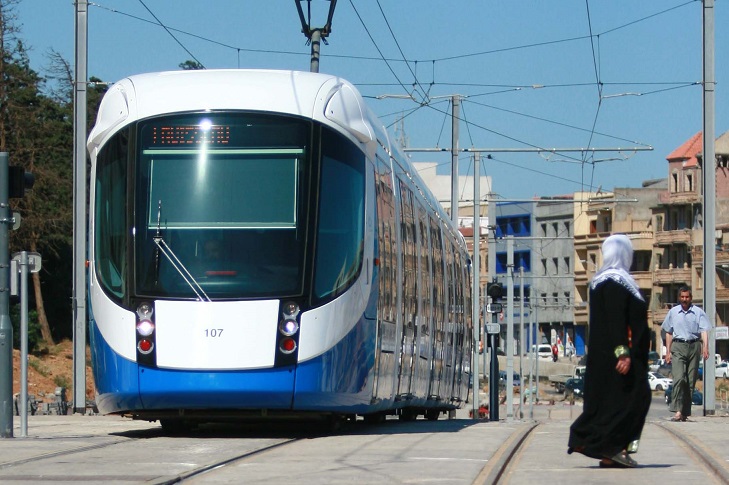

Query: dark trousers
(669, 341), (701, 416)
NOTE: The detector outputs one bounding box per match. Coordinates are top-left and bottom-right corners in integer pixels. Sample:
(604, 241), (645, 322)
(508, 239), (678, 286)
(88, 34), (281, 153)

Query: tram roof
(88, 69), (387, 156)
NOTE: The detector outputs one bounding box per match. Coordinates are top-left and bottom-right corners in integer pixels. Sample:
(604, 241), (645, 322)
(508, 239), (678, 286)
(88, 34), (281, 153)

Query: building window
(495, 214), (531, 237)
(496, 250), (531, 273)
(553, 257), (559, 274)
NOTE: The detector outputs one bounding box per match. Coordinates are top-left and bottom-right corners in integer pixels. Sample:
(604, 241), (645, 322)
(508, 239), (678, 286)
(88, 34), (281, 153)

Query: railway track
(0, 424), (304, 483)
(472, 420), (729, 485)
(2, 412), (729, 484)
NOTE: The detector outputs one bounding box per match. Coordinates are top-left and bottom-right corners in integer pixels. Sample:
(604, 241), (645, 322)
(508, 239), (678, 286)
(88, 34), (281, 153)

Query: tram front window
(134, 114), (309, 299)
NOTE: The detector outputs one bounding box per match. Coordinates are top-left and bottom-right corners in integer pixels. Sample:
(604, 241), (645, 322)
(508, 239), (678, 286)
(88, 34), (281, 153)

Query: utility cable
(137, 0), (204, 68)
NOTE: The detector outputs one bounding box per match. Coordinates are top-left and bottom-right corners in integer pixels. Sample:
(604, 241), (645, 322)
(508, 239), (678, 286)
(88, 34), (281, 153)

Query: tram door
(412, 203), (433, 398)
(442, 242), (457, 400)
(396, 184), (416, 399)
(429, 218), (446, 398)
(373, 158), (398, 402)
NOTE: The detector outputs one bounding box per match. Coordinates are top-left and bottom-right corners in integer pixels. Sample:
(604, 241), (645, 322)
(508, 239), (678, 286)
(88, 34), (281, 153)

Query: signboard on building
(716, 326), (729, 340)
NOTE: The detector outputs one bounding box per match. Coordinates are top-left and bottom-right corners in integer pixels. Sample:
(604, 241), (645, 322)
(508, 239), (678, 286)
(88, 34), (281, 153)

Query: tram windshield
(134, 113), (310, 299)
(94, 111), (366, 303)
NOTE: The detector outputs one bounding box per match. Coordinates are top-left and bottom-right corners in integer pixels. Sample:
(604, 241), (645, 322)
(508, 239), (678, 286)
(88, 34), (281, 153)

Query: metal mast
(73, 0), (88, 415)
(295, 0), (337, 73)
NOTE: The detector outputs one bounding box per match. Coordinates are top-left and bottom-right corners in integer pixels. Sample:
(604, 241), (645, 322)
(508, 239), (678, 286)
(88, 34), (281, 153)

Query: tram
(87, 69), (473, 428)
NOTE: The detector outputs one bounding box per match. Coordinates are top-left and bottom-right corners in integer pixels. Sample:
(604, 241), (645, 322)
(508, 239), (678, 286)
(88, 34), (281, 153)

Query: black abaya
(568, 278), (651, 460)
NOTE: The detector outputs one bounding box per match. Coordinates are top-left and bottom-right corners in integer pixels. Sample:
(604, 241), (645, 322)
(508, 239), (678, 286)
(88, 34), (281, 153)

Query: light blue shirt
(661, 304), (711, 340)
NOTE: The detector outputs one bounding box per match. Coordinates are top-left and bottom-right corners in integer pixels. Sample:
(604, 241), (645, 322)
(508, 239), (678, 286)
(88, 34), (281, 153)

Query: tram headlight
(137, 302), (154, 319)
(279, 319), (299, 337)
(282, 301), (299, 318)
(136, 319), (155, 337)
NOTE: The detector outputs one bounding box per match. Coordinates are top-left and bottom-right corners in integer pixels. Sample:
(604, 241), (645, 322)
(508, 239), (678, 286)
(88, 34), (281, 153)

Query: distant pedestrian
(568, 234), (650, 468)
(552, 343), (559, 362)
(661, 286), (710, 422)
(566, 340), (575, 359)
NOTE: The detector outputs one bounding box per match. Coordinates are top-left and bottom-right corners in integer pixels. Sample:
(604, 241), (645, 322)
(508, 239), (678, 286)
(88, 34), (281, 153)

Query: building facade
(652, 130), (729, 357)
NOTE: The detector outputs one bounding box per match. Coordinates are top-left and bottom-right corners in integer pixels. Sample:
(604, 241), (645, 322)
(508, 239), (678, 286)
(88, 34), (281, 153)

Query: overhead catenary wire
(89, 0), (698, 199)
(137, 0), (205, 68)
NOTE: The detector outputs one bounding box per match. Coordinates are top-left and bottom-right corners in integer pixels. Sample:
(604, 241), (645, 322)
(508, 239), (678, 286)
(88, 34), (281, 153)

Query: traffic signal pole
(486, 280), (503, 421)
(0, 153), (13, 438)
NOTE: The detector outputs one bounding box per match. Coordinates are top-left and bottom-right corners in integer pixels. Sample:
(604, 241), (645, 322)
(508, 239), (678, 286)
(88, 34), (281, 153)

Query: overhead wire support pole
(702, 0), (716, 415)
(295, 0), (337, 73)
(73, 0), (88, 416)
(451, 96), (460, 224)
(471, 151), (480, 419)
(0, 153), (12, 438)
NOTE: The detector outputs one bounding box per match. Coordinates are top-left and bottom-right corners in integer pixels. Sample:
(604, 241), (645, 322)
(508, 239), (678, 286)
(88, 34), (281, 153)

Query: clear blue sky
(12, 0), (729, 199)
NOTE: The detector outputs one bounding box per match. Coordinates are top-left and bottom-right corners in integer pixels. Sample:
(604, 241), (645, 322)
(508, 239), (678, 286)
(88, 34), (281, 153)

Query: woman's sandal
(603, 451), (637, 468)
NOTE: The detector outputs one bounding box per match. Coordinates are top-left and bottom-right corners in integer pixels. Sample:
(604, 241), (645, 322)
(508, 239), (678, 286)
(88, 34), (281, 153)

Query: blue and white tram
(87, 69), (473, 427)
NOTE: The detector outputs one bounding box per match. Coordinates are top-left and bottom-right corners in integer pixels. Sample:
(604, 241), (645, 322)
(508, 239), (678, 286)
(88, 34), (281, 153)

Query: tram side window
(94, 128), (129, 299)
(313, 128), (365, 301)
(375, 165), (397, 322)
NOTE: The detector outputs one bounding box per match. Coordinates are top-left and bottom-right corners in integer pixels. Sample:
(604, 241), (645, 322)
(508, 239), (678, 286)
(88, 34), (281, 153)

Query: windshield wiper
(153, 200), (211, 302)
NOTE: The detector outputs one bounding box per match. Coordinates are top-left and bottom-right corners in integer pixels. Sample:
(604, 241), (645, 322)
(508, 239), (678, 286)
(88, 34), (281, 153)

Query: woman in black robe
(568, 234), (651, 468)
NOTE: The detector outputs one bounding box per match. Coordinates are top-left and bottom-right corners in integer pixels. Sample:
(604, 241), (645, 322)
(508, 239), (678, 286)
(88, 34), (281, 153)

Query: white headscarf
(590, 234), (644, 301)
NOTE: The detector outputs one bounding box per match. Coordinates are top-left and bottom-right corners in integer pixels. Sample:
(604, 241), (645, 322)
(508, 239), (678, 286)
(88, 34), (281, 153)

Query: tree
(1, 1), (74, 347)
(179, 60), (204, 70)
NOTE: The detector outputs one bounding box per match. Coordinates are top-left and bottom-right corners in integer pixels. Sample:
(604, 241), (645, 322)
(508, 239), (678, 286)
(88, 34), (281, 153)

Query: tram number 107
(204, 328), (224, 338)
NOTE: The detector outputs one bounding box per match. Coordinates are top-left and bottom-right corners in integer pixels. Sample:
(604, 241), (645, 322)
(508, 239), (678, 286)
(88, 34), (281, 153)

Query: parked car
(656, 362), (673, 378)
(564, 377), (584, 398)
(499, 370), (521, 389)
(716, 361), (729, 378)
(664, 384), (703, 406)
(537, 344), (553, 360)
(647, 371), (672, 391)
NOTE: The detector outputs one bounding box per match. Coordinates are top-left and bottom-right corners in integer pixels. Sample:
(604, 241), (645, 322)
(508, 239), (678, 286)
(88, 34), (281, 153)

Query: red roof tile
(666, 131), (702, 167)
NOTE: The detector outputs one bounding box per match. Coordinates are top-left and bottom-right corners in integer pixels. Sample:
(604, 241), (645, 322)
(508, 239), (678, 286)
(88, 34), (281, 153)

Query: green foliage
(27, 356), (50, 377)
(10, 304), (41, 351)
(179, 60), (204, 70)
(1, 2), (107, 342)
(54, 375), (71, 389)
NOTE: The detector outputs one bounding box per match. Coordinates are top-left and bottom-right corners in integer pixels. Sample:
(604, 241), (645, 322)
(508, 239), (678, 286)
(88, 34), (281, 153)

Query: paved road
(0, 394), (727, 484)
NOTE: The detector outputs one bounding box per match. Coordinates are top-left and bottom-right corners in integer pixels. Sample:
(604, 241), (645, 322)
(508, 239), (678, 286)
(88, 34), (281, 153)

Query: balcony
(575, 270), (588, 287)
(691, 246), (729, 267)
(667, 191), (701, 204)
(653, 266), (692, 285)
(633, 271), (652, 289)
(655, 229), (692, 246)
(574, 305), (588, 325)
(652, 307), (669, 324)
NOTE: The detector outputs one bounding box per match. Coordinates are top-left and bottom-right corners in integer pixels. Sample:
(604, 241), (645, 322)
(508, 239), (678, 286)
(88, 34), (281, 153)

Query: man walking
(661, 286), (710, 421)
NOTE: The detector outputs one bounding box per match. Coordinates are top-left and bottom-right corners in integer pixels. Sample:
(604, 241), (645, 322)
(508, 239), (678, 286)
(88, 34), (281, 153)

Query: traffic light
(8, 166), (34, 199)
(487, 281), (504, 300)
